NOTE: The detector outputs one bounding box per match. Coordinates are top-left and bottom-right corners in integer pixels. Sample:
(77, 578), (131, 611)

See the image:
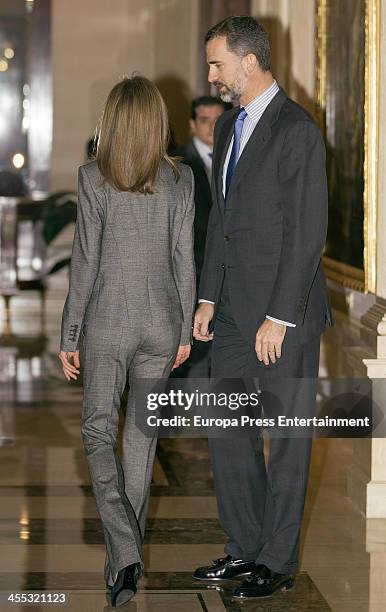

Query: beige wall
(251, 0), (316, 113)
(152, 0), (199, 151)
(51, 0), (199, 191)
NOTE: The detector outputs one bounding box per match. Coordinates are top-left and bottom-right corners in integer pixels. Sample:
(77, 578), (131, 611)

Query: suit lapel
(187, 140), (211, 187)
(221, 88), (288, 203)
(187, 141), (206, 171)
(213, 109), (238, 214)
(226, 119), (272, 201)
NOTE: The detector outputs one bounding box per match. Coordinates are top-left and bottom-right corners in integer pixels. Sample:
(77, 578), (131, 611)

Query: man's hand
(172, 345), (191, 370)
(193, 302), (215, 342)
(58, 350), (80, 380)
(255, 319), (286, 365)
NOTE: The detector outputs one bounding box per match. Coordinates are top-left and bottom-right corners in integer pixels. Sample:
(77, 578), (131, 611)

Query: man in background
(174, 96), (227, 377)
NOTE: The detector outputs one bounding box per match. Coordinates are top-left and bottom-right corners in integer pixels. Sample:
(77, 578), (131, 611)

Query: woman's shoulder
(159, 158), (193, 187)
(179, 160), (194, 184)
(78, 160), (105, 193)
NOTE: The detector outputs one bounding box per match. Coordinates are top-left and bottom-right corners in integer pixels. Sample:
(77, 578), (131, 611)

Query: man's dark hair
(190, 96), (227, 120)
(205, 15), (271, 72)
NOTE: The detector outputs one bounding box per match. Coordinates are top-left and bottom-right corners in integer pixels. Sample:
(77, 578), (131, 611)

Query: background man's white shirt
(193, 136), (213, 181)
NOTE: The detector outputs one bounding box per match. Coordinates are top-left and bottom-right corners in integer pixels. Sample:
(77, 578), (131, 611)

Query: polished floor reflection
(0, 272), (378, 611)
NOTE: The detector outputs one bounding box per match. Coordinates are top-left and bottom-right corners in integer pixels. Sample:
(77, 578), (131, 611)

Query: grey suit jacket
(60, 159), (196, 352)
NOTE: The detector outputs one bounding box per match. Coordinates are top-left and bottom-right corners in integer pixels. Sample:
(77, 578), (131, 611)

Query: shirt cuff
(199, 299), (215, 304)
(266, 315), (296, 327)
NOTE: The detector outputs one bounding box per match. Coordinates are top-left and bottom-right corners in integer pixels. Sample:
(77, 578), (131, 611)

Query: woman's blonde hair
(96, 76), (180, 193)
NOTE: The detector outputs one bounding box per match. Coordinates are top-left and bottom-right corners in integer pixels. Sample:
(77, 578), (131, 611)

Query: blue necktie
(225, 108), (247, 198)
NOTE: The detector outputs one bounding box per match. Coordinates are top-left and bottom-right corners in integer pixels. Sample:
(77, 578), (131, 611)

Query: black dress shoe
(193, 555), (256, 581)
(233, 564), (295, 599)
(110, 562), (141, 607)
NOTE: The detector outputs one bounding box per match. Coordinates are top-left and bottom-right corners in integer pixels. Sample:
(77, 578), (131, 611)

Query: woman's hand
(58, 350), (80, 381)
(193, 303), (214, 342)
(172, 344), (191, 370)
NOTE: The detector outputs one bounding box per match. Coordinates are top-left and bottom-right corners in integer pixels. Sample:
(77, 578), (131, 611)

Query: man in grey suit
(59, 151), (195, 595)
(193, 17), (332, 599)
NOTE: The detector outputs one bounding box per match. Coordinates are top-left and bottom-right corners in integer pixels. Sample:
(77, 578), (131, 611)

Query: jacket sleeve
(59, 166), (104, 351)
(197, 118), (224, 302)
(173, 168), (196, 345)
(198, 197), (224, 302)
(267, 120), (328, 324)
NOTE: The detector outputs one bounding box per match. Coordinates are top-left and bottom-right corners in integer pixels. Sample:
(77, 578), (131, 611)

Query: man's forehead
(195, 104), (224, 116)
(206, 36), (230, 58)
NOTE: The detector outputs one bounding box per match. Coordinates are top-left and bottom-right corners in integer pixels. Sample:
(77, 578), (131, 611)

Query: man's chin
(219, 92), (232, 103)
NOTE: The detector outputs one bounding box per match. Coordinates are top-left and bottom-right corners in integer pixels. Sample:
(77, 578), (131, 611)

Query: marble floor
(0, 271), (381, 611)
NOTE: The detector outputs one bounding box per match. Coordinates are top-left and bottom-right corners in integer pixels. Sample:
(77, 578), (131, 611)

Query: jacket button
(224, 235), (230, 241)
(221, 264), (225, 269)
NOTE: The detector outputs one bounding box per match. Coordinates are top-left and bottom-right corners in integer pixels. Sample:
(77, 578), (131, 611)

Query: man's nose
(208, 67), (216, 83)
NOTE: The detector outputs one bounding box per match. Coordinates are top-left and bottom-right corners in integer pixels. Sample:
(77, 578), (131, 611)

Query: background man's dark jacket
(175, 140), (212, 279)
(199, 87), (333, 346)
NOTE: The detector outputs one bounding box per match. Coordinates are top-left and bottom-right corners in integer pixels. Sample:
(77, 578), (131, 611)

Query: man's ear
(189, 118), (197, 136)
(242, 52), (258, 74)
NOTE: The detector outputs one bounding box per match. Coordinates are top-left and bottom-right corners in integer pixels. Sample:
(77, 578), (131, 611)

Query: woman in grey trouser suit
(58, 77), (195, 606)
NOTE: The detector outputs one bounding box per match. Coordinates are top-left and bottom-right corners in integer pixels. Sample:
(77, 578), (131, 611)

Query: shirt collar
(193, 136), (213, 159)
(242, 79), (280, 124)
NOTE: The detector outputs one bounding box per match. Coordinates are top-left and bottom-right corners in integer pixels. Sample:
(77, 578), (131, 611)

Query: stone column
(362, 3), (386, 609)
(363, 0), (386, 517)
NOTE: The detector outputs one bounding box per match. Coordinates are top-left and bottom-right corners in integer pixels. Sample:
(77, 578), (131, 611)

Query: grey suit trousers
(81, 317), (180, 582)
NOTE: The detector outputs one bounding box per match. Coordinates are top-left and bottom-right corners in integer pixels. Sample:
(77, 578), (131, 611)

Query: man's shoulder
(174, 140), (198, 163)
(279, 97), (319, 131)
(174, 142), (209, 184)
(276, 97), (325, 150)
